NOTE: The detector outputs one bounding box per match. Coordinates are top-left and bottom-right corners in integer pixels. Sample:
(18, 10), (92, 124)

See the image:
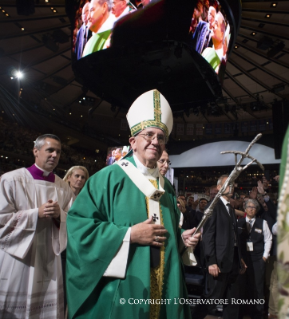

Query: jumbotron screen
(106, 145), (130, 166)
(72, 0), (233, 75)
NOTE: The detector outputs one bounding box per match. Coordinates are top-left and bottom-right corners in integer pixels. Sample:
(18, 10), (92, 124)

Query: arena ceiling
(0, 0), (288, 152)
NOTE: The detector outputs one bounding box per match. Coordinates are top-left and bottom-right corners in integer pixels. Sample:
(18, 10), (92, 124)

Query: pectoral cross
(152, 192), (162, 200)
(152, 214), (159, 222)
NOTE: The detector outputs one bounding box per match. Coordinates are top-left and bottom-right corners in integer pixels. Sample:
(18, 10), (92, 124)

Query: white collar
(133, 154), (159, 179)
(246, 216), (256, 223)
(35, 163), (51, 176)
(220, 196), (230, 207)
(94, 13), (116, 34)
(213, 46), (224, 60)
(117, 6), (130, 20)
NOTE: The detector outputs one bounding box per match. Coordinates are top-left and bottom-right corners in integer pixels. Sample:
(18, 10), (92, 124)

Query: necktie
(227, 203), (237, 245)
(84, 26), (88, 46)
(247, 219), (253, 233)
(227, 203), (235, 226)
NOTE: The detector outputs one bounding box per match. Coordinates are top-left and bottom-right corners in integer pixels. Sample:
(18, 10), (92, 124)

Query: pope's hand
(182, 228), (201, 248)
(130, 217), (167, 247)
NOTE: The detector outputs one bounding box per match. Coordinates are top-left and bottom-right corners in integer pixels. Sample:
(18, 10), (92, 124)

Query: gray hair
(98, 0), (113, 11)
(34, 134), (61, 150)
(244, 199), (260, 212)
(217, 175), (229, 186)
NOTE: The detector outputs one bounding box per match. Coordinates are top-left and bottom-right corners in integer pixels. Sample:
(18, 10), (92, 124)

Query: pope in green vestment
(66, 89), (200, 319)
(66, 155), (192, 319)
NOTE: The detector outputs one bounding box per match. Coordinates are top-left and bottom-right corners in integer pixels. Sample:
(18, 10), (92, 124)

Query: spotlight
(15, 71), (23, 79)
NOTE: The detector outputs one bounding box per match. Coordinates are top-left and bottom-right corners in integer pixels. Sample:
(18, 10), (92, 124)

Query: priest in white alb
(0, 134), (74, 319)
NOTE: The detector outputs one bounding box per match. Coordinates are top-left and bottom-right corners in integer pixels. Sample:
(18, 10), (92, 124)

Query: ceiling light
(21, 27), (25, 31)
(251, 32), (256, 36)
(265, 14), (271, 18)
(271, 3), (277, 7)
(51, 7), (54, 10)
(45, 0), (49, 2)
(234, 45), (238, 49)
(6, 13), (9, 17)
(53, 10), (57, 13)
(69, 113), (71, 115)
(10, 76), (14, 80)
(81, 115), (83, 117)
(15, 71), (23, 79)
(2, 9), (5, 12)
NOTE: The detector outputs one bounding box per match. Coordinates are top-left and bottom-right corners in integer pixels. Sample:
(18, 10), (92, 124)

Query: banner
(196, 123), (203, 135)
(242, 122), (248, 133)
(176, 123), (184, 136)
(250, 121), (257, 132)
(215, 123), (222, 134)
(186, 123), (194, 136)
(205, 124), (213, 135)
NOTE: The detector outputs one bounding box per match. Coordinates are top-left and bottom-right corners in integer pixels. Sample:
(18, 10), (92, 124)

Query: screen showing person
(72, 0), (233, 79)
(106, 145), (130, 165)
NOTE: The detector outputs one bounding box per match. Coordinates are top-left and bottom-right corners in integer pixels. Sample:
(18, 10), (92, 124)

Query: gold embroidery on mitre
(145, 179), (165, 319)
(153, 90), (162, 123)
(130, 90), (168, 138)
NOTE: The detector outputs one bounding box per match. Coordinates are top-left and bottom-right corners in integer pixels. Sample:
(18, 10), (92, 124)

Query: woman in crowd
(63, 165), (89, 196)
(62, 165), (89, 317)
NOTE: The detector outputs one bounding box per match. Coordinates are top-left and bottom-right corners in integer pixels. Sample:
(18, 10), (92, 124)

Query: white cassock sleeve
(0, 178), (38, 259)
(103, 227), (131, 278)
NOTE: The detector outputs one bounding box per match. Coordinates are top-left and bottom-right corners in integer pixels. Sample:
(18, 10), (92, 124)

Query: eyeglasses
(158, 159), (171, 166)
(138, 132), (166, 145)
(247, 206), (256, 210)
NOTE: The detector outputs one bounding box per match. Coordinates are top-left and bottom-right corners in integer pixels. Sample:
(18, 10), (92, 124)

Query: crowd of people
(0, 89), (281, 319)
(0, 117), (105, 176)
(175, 175), (278, 319)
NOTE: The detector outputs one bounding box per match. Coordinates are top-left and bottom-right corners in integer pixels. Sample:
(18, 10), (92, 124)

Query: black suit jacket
(202, 198), (242, 273)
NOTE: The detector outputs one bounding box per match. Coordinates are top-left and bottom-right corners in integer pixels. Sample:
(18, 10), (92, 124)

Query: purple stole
(26, 164), (55, 183)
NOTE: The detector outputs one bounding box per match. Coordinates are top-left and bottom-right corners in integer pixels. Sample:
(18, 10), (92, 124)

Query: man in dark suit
(202, 174), (246, 319)
(74, 2), (92, 60)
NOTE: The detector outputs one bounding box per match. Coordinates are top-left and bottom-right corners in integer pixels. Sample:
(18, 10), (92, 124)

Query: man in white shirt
(238, 198), (272, 319)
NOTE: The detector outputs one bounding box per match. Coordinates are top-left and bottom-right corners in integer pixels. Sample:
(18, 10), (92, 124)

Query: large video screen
(106, 145), (130, 166)
(72, 0), (231, 75)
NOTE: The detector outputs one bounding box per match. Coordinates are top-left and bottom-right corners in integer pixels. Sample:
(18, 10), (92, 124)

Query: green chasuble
(66, 156), (191, 319)
(82, 29), (111, 57)
(202, 47), (221, 72)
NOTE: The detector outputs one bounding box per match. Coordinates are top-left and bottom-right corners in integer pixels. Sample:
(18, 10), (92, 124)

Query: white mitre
(126, 89), (173, 139)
